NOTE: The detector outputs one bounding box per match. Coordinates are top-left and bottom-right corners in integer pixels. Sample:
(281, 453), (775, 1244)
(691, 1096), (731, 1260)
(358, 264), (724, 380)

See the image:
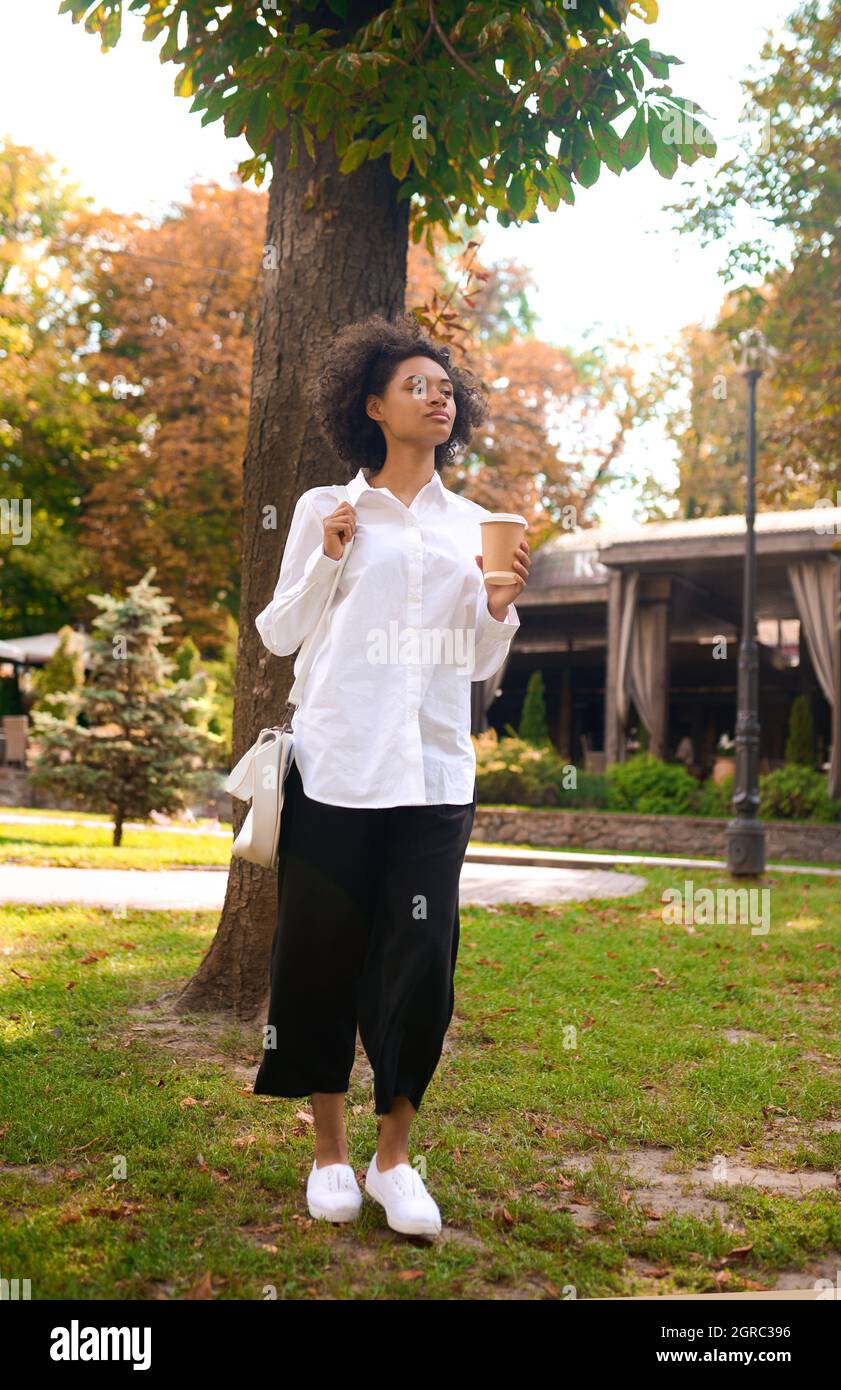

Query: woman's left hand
(474, 537), (530, 620)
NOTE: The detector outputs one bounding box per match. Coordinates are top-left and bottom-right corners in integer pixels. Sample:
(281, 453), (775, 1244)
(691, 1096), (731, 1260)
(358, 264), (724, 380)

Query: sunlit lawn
(0, 816), (231, 869)
(1, 809), (838, 872)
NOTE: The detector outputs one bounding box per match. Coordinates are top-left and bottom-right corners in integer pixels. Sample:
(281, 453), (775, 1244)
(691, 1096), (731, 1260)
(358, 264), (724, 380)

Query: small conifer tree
(785, 694), (815, 766)
(28, 569), (222, 844)
(518, 670), (552, 747)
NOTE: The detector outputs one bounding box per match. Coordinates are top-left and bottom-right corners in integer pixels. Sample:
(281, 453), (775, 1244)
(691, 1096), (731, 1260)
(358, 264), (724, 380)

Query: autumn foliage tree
(0, 142), (136, 634)
(60, 0), (713, 1020)
(407, 221), (659, 547)
(667, 0), (840, 510)
(80, 180), (267, 649)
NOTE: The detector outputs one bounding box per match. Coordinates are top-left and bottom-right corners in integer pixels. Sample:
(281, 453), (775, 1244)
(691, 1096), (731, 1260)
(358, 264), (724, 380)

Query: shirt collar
(345, 466), (449, 513)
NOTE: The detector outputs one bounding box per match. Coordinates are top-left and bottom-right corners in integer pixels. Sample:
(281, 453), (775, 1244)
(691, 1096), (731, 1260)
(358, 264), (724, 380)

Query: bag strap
(282, 482), (354, 723)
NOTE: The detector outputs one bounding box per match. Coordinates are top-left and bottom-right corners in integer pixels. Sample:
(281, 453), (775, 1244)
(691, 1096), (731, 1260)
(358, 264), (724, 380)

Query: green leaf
(508, 171), (527, 214)
(389, 130), (412, 180)
(691, 119), (717, 159)
(633, 37), (679, 80)
(369, 125), (397, 160)
(338, 139), (371, 174)
(542, 163), (575, 210)
(574, 141), (600, 188)
(612, 67), (638, 107)
(593, 123), (623, 175)
(300, 120), (315, 161)
(657, 103), (717, 164)
(410, 134), (429, 175)
(520, 181), (540, 220)
(647, 109), (679, 177)
(619, 108), (647, 169)
(160, 19), (181, 63)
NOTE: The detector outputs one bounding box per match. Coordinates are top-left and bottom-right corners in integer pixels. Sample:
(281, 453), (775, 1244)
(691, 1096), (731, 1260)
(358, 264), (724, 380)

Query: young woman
(252, 313), (530, 1238)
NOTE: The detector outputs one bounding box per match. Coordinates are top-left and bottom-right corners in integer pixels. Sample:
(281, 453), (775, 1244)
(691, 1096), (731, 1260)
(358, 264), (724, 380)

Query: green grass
(1, 867), (839, 1299)
(2, 811), (838, 873)
(0, 820), (231, 868)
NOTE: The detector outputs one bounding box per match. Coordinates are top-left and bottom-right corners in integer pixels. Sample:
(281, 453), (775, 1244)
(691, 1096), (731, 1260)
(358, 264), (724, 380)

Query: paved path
(1, 829), (837, 912)
(468, 844), (841, 877)
(0, 861), (645, 911)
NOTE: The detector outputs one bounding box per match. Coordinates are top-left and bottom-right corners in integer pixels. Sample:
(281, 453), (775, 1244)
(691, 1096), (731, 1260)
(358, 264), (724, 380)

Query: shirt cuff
(302, 542), (342, 584)
(478, 593), (521, 634)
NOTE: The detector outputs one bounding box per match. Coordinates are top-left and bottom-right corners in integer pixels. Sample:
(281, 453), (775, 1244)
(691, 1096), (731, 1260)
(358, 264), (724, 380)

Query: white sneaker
(364, 1153), (442, 1237)
(306, 1159), (363, 1223)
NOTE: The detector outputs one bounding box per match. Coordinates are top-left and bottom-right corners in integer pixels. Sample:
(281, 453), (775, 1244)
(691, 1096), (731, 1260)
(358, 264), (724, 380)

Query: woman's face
(365, 354), (454, 447)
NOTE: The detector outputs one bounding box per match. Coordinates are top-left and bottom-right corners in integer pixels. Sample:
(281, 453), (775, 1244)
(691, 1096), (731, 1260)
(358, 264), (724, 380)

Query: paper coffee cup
(479, 513), (527, 584)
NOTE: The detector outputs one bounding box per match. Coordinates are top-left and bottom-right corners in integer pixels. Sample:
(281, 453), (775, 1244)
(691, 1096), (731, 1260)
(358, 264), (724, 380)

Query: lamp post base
(726, 817), (766, 876)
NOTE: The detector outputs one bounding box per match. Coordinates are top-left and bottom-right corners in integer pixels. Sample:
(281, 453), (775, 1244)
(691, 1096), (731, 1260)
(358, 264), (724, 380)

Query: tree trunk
(176, 76), (410, 1021)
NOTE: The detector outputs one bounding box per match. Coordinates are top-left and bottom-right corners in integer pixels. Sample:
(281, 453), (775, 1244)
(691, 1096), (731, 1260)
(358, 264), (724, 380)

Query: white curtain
(788, 560), (839, 794)
(616, 569), (659, 739)
(629, 604), (660, 739)
(616, 570), (638, 727)
(471, 649), (513, 734)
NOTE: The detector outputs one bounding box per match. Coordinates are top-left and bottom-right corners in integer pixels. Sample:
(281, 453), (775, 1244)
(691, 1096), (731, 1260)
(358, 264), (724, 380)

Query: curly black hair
(307, 312), (490, 476)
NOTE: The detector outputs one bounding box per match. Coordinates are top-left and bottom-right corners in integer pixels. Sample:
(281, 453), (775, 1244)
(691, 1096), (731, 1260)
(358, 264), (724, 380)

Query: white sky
(1, 0), (794, 522)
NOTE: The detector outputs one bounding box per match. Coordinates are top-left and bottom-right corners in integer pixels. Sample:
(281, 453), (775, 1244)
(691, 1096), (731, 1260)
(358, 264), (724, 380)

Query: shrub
(784, 694), (815, 766)
(606, 752), (698, 816)
(759, 765), (840, 823)
(473, 729), (564, 806)
(553, 769), (610, 809)
(695, 774), (734, 818)
(473, 737), (841, 824)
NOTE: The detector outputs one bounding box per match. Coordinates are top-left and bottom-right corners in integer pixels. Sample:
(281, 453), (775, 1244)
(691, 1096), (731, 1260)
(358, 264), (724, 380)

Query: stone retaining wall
(472, 805), (841, 865)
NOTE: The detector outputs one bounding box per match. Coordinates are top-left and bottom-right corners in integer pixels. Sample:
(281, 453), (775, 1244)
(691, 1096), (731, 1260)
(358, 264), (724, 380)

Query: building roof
(0, 631), (86, 667)
(530, 506), (841, 591)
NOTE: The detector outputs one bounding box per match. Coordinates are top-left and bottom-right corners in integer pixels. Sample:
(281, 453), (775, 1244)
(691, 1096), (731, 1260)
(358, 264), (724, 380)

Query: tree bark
(176, 50), (410, 1020)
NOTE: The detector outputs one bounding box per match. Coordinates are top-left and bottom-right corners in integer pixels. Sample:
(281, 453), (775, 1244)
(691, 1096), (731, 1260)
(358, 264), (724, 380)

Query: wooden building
(472, 506), (841, 798)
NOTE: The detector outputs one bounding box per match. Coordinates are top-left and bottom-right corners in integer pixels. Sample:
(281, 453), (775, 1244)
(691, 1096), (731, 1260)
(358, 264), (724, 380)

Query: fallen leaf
(724, 1243), (755, 1260)
(184, 1271), (214, 1300)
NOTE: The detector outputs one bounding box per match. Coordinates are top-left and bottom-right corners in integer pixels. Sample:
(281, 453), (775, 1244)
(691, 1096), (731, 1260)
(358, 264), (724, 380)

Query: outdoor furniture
(2, 716), (28, 767)
(580, 734), (607, 774)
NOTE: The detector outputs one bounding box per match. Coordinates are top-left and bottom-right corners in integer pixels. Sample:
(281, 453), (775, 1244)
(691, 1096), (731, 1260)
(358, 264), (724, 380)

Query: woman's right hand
(322, 501), (357, 561)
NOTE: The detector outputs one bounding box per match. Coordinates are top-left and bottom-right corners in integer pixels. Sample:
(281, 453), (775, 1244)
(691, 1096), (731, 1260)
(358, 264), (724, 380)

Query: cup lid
(479, 513), (527, 526)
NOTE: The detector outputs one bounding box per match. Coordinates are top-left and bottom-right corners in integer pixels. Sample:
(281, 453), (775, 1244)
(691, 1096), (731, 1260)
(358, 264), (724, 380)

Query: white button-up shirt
(255, 466), (520, 807)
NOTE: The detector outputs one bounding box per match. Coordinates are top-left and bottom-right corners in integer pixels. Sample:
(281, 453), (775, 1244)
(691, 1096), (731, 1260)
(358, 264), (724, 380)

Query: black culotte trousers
(252, 757), (477, 1115)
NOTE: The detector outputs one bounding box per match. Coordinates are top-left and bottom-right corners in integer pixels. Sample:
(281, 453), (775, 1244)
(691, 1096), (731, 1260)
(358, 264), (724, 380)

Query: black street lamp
(727, 328), (771, 876)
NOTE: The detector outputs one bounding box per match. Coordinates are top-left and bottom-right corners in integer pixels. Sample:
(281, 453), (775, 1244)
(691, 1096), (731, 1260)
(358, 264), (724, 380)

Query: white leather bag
(225, 484), (354, 870)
